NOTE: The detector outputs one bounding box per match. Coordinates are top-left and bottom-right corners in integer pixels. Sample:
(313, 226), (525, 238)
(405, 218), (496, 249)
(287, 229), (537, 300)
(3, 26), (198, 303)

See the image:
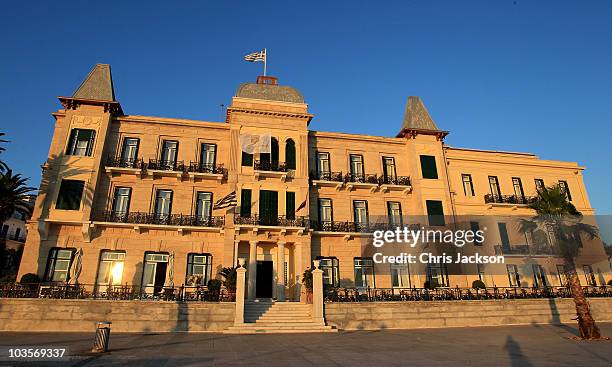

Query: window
(349, 154), (364, 181)
(556, 264), (567, 286)
(200, 143), (217, 170)
(426, 200), (444, 226)
(420, 155), (438, 179)
(285, 139), (296, 170)
(195, 192), (212, 221)
(583, 265), (596, 286)
(354, 258), (375, 288)
(462, 174), (475, 196)
(534, 179), (545, 193)
(317, 152), (331, 178)
(286, 192), (295, 220)
(319, 199), (333, 227)
(498, 222), (510, 247)
(44, 248), (75, 282)
(154, 189), (173, 219)
(318, 257), (339, 287)
(507, 264), (520, 287)
(426, 263), (449, 287)
(1, 225), (8, 237)
(120, 137), (139, 163)
(488, 176), (501, 199)
(111, 187), (131, 219)
(241, 151), (253, 166)
(532, 264), (547, 288)
(66, 128), (95, 156)
(382, 157), (397, 182)
(391, 263), (411, 288)
(240, 189), (252, 217)
(387, 202), (402, 227)
(186, 253), (213, 286)
(142, 252), (169, 294)
(160, 140), (179, 167)
(96, 251), (125, 287)
(471, 221), (483, 245)
(353, 200), (369, 230)
(559, 180), (572, 201)
(56, 180), (85, 210)
(512, 177), (525, 200)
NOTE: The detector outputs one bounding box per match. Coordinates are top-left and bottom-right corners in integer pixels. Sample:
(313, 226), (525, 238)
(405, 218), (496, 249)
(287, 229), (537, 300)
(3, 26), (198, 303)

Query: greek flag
(213, 191), (237, 210)
(244, 50), (266, 62)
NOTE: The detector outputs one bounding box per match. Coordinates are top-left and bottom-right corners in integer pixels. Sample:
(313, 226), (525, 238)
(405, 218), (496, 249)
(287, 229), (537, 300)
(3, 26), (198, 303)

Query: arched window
(285, 139), (296, 170)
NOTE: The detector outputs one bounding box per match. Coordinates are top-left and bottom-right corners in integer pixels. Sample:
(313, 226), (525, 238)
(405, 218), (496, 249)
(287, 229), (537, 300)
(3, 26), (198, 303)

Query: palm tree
(0, 132), (8, 172)
(520, 184), (602, 339)
(0, 169), (35, 223)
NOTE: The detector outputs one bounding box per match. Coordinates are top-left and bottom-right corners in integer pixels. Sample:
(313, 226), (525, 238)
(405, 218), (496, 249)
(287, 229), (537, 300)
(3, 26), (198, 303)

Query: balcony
(234, 214), (309, 228)
(310, 171), (412, 194)
(494, 244), (557, 256)
(106, 156), (145, 169)
(310, 221), (420, 233)
(253, 160), (288, 181)
(147, 159), (185, 172)
(186, 161), (227, 182)
(94, 211), (225, 229)
(485, 194), (536, 206)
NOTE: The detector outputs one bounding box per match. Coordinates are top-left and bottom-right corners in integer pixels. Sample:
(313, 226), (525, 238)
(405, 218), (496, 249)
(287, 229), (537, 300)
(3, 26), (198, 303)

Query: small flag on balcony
(213, 191), (237, 210)
(296, 193), (308, 212)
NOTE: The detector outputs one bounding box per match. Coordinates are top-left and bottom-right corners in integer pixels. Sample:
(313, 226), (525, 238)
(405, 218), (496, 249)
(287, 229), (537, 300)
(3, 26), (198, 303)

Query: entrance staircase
(225, 299), (337, 334)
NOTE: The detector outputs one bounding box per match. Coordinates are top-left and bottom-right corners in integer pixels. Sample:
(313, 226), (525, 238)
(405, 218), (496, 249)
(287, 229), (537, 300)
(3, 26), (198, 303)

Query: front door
(256, 260), (273, 298)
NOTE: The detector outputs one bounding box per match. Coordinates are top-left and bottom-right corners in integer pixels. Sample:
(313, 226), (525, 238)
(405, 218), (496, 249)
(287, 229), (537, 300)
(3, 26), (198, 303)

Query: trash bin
(92, 321), (112, 353)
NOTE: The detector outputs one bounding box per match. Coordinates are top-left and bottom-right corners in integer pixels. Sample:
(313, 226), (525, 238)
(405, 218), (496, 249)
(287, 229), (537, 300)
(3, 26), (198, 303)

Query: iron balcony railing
(484, 194), (536, 205)
(234, 214), (309, 227)
(494, 244), (557, 256)
(106, 156), (145, 169)
(310, 171), (411, 187)
(324, 285), (612, 302)
(254, 160), (288, 172)
(95, 211), (225, 228)
(187, 161), (228, 176)
(147, 159), (186, 172)
(0, 283), (235, 302)
(311, 220), (420, 233)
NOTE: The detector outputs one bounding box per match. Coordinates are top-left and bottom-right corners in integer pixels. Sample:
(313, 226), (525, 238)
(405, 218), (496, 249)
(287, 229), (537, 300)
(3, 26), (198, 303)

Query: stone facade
(16, 64), (611, 300)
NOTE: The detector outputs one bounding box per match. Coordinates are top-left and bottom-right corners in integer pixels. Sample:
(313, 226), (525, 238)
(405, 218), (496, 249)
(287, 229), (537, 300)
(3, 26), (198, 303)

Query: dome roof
(235, 82), (304, 103)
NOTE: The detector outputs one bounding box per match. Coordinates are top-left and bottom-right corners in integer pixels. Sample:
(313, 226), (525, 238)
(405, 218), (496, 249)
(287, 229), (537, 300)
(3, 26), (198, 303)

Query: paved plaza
(0, 323), (611, 366)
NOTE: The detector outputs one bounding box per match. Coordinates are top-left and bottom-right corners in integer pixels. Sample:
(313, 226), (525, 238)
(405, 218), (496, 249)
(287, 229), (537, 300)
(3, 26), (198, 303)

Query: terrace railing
(106, 156), (145, 169)
(94, 211), (225, 228)
(187, 161), (228, 176)
(310, 171), (411, 187)
(0, 283), (235, 302)
(324, 285), (612, 302)
(234, 214), (309, 227)
(147, 159), (186, 172)
(311, 221), (420, 233)
(254, 160), (288, 172)
(494, 244), (557, 256)
(485, 194), (536, 205)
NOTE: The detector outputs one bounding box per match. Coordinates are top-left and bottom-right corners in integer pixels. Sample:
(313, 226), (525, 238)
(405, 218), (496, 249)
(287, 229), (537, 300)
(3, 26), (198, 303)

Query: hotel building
(17, 64), (610, 299)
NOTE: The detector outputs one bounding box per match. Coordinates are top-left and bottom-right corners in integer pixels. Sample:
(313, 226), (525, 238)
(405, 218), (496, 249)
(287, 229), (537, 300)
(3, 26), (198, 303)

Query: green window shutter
(285, 139), (296, 170)
(240, 189), (252, 217)
(286, 192), (295, 220)
(426, 200), (444, 226)
(420, 155), (438, 179)
(242, 152), (253, 166)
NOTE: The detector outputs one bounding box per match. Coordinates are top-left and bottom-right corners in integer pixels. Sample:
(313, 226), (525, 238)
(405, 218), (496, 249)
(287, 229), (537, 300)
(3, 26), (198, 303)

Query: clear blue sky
(1, 1), (611, 219)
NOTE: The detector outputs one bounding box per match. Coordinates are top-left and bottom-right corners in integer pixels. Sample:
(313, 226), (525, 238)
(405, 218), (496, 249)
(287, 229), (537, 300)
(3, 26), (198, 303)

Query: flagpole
(263, 48), (267, 76)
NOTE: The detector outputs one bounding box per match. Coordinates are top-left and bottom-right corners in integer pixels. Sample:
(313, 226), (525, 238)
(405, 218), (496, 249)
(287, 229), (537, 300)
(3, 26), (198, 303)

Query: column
(248, 240), (257, 300)
(312, 259), (325, 325)
(294, 242), (303, 300)
(235, 259), (247, 325)
(233, 240), (239, 266)
(277, 241), (286, 301)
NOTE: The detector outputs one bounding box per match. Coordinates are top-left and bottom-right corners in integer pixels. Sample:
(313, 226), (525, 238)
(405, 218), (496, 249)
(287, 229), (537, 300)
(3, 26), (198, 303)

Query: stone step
(227, 324), (334, 330)
(246, 318), (316, 323)
(224, 328), (338, 334)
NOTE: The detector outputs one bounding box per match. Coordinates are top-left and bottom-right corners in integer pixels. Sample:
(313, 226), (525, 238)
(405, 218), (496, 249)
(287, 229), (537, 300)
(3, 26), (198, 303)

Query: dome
(235, 82), (304, 104)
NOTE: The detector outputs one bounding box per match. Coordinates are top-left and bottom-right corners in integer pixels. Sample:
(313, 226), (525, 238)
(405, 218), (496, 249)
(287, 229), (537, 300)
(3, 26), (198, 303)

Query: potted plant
(302, 268), (313, 303)
(207, 279), (222, 301)
(219, 267), (237, 293)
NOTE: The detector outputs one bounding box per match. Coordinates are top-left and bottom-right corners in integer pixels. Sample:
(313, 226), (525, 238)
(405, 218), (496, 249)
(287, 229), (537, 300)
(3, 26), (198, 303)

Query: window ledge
(254, 170), (288, 182)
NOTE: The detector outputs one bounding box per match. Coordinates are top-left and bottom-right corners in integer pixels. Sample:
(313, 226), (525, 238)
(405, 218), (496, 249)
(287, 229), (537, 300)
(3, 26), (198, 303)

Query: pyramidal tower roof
(72, 64), (116, 101)
(401, 96), (438, 131)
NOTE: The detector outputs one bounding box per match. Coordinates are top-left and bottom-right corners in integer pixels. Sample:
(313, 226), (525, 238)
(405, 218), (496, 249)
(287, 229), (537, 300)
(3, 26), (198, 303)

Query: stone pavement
(0, 323), (611, 366)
